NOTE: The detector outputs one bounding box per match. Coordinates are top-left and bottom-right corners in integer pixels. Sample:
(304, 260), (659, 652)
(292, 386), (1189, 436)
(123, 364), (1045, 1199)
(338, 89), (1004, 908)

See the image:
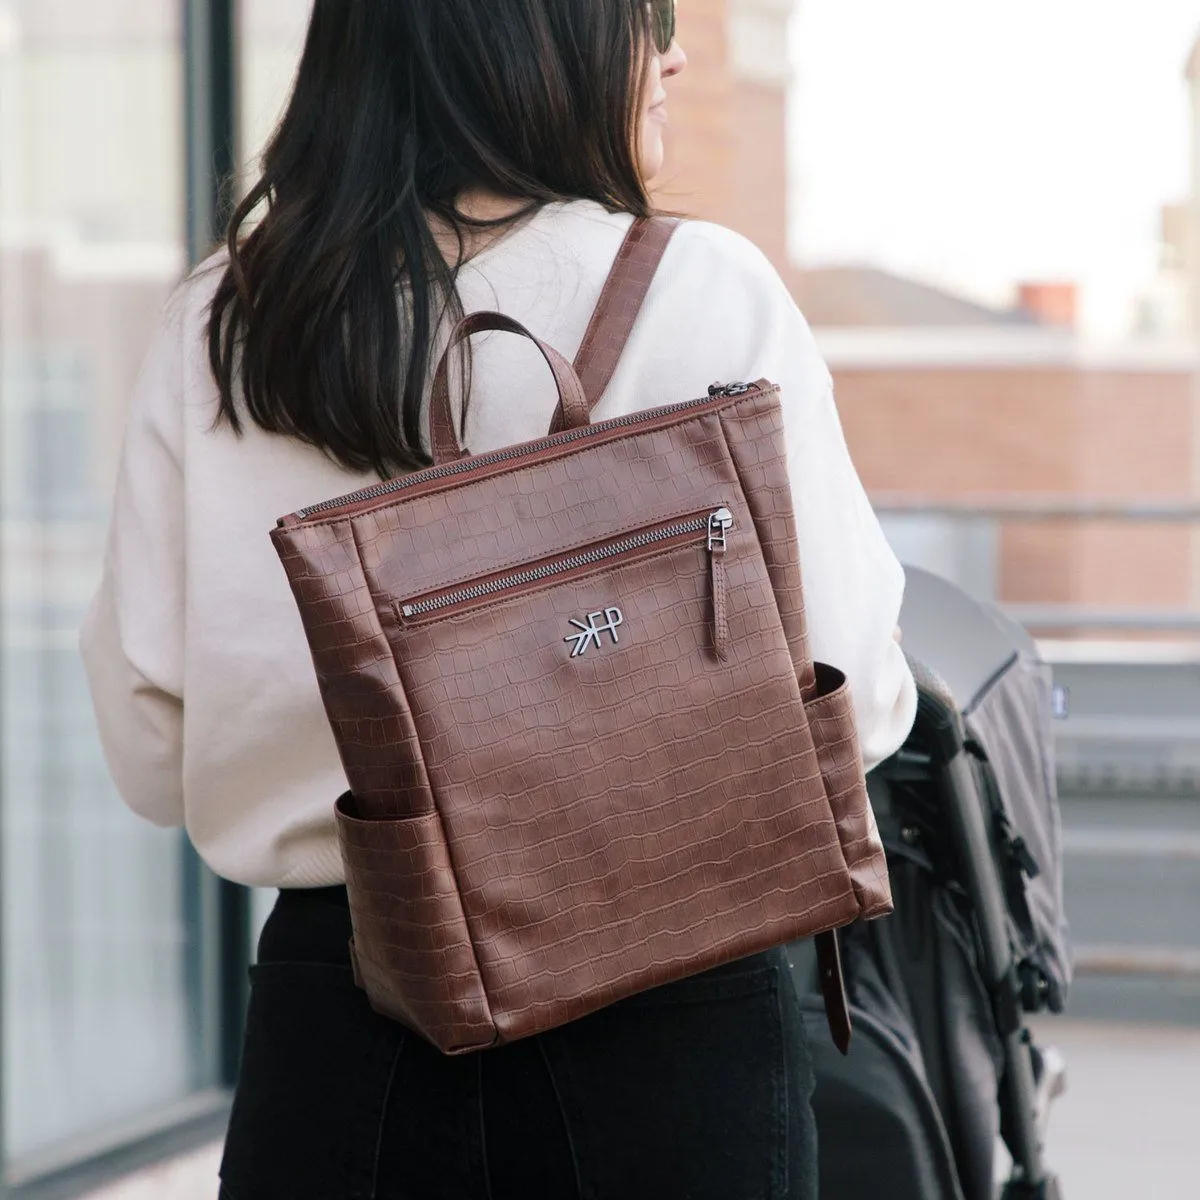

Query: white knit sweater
(80, 201), (917, 889)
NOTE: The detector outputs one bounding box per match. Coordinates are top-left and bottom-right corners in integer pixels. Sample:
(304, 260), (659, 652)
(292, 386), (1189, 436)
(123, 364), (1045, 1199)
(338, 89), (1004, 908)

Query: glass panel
(0, 0), (217, 1168)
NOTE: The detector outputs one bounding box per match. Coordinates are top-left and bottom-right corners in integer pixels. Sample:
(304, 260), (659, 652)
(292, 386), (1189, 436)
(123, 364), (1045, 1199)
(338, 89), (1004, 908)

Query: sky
(789, 0), (1200, 337)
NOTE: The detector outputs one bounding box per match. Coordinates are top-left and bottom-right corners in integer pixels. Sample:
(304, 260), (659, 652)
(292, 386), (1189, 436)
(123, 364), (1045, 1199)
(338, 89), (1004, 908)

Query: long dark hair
(207, 0), (656, 476)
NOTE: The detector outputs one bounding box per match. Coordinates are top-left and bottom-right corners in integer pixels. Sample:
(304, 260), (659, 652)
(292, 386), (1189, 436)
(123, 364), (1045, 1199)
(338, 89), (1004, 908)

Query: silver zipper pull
(708, 508), (733, 660)
(707, 507), (733, 553)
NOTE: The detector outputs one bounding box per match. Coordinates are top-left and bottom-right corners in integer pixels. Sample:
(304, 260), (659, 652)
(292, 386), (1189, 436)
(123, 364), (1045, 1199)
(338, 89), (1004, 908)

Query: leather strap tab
(711, 554), (729, 660)
(816, 930), (852, 1055)
(430, 311), (588, 464)
(549, 216), (683, 434)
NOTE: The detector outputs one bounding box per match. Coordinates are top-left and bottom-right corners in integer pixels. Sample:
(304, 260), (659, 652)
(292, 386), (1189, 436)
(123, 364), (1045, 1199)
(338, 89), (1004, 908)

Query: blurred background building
(0, 1), (1198, 1197)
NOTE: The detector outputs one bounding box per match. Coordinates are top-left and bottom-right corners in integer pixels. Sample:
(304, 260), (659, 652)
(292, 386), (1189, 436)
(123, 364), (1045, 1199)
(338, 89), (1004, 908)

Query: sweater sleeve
(728, 244), (917, 770)
(784, 372), (917, 769)
(79, 293), (188, 828)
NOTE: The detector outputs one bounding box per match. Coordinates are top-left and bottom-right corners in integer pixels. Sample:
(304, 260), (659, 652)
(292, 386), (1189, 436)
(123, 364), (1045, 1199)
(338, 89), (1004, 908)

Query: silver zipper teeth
(290, 383), (753, 522)
(401, 515), (708, 618)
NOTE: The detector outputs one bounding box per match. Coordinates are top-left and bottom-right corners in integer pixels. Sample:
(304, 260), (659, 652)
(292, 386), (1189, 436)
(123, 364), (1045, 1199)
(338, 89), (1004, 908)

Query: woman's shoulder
(552, 201), (777, 270)
(531, 203), (781, 287)
(145, 247), (229, 348)
(559, 209), (831, 412)
(652, 219), (796, 328)
(653, 220), (817, 356)
(121, 249), (230, 432)
(663, 218), (782, 283)
(180, 246), (230, 311)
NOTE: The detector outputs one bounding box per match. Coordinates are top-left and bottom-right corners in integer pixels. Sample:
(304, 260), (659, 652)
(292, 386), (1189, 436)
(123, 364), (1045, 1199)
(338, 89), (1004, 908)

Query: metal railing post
(184, 0), (250, 1089)
(186, 0), (239, 266)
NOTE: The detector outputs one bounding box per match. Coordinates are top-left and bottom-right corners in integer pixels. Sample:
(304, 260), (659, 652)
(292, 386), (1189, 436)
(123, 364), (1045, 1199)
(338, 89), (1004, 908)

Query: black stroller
(791, 567), (1072, 1200)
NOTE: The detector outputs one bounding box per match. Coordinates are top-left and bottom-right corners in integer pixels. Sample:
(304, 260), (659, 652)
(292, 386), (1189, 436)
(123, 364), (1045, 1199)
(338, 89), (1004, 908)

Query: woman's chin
(640, 136), (665, 184)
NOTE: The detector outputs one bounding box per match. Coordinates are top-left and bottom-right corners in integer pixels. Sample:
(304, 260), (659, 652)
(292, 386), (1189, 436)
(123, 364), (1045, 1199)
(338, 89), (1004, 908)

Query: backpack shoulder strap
(548, 216), (682, 433)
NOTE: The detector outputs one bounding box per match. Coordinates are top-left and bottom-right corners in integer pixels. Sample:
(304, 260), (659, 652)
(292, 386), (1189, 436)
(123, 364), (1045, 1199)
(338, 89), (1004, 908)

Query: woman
(81, 2), (916, 1197)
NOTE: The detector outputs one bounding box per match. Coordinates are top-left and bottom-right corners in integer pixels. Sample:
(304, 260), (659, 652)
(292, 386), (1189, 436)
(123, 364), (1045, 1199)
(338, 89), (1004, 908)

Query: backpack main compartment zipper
(284, 383), (757, 525)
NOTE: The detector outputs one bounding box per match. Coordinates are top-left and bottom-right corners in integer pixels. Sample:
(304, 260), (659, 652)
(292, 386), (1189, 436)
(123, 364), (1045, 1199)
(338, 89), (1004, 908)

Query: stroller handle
(905, 654), (966, 764)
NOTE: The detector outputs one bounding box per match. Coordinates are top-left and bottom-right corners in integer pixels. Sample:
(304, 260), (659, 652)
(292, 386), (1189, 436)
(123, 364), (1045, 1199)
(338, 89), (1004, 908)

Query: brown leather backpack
(272, 217), (892, 1055)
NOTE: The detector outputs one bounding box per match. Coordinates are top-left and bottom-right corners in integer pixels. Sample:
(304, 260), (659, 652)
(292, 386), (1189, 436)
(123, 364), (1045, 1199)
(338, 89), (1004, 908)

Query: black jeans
(219, 887), (818, 1200)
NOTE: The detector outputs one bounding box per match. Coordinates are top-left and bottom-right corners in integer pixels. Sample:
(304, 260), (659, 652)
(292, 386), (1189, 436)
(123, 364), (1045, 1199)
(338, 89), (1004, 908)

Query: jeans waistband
(259, 885), (352, 966)
(277, 883), (350, 910)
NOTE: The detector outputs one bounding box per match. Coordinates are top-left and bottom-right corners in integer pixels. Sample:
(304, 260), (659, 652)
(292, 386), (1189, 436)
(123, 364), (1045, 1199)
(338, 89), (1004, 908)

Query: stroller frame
(899, 662), (1062, 1200)
(795, 566), (1069, 1200)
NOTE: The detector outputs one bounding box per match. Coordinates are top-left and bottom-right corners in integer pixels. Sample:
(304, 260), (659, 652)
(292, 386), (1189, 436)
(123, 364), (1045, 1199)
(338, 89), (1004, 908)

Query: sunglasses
(649, 0), (676, 54)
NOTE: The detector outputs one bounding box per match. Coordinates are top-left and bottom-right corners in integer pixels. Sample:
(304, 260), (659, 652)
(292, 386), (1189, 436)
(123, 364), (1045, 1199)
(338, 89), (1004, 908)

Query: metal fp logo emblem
(565, 608), (625, 657)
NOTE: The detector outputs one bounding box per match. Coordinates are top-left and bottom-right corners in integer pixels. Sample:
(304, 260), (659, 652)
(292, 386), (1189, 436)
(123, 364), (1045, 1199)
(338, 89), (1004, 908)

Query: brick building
(659, 0), (791, 266)
(828, 335), (1198, 611)
(1188, 33), (1200, 339)
(662, 0), (1200, 619)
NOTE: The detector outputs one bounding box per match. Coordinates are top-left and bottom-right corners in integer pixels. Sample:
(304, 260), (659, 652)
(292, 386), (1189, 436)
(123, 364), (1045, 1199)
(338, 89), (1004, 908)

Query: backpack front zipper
(398, 507), (735, 659)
